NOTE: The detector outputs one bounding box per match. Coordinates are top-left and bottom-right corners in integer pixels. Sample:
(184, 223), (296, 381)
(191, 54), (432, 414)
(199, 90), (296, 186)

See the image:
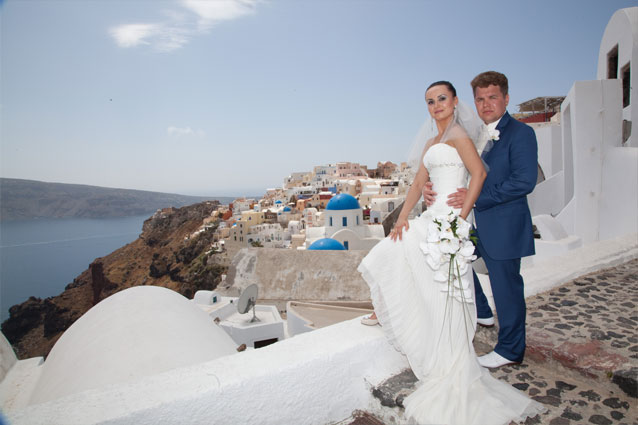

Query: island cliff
(0, 178), (229, 220)
(1, 201), (227, 359)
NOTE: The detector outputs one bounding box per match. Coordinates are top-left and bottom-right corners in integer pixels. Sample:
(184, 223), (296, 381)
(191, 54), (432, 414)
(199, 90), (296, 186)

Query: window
(344, 241), (349, 250)
(607, 45), (618, 79)
(329, 217), (333, 226)
(342, 217), (347, 226)
(622, 63), (631, 107)
(356, 216), (359, 225)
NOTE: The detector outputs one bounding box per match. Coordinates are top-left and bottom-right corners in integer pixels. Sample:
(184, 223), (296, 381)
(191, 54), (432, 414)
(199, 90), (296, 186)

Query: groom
(424, 71), (537, 368)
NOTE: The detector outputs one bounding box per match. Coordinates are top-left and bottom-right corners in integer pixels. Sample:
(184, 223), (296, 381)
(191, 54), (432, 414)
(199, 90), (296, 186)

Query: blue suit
(472, 111), (537, 362)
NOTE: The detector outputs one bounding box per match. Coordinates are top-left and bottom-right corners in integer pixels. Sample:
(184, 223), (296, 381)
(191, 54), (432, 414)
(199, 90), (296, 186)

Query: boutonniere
(488, 128), (500, 141)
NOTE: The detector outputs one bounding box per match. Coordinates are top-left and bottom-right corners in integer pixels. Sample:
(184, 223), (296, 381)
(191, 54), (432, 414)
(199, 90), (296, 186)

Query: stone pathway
(347, 259), (638, 425)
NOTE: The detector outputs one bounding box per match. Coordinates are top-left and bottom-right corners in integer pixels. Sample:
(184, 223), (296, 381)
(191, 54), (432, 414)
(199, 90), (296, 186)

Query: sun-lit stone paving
(360, 259), (638, 425)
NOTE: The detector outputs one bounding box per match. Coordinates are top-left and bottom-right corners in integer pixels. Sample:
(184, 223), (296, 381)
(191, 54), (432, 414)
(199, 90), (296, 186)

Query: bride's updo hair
(426, 81), (457, 97)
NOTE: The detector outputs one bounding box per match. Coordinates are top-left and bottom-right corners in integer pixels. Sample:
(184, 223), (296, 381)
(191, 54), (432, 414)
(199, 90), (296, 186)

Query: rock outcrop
(1, 201), (226, 359)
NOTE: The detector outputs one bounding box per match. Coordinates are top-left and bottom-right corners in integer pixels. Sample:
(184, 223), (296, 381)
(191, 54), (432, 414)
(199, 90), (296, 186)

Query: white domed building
(304, 193), (384, 251)
(307, 238), (347, 251)
(27, 286), (237, 406)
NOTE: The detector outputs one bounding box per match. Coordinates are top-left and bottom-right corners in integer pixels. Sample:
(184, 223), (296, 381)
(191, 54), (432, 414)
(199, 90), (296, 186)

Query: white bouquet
(419, 212), (476, 304)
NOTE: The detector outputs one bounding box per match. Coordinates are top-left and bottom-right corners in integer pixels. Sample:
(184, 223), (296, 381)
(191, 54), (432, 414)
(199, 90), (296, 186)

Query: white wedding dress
(358, 143), (545, 425)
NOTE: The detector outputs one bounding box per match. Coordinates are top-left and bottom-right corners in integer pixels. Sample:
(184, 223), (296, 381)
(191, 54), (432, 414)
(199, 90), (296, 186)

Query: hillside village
(186, 104), (564, 256)
(190, 160), (420, 253)
(1, 6), (637, 424)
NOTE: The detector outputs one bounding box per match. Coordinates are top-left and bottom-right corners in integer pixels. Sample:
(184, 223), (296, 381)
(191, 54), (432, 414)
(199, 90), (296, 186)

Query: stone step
(474, 259), (638, 399)
(359, 260), (638, 425)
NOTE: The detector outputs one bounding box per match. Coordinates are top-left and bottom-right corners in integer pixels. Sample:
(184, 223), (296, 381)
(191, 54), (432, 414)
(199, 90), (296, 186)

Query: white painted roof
(29, 286), (236, 405)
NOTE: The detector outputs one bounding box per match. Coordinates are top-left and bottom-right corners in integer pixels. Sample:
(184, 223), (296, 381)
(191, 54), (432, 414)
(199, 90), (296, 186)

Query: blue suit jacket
(474, 112), (537, 261)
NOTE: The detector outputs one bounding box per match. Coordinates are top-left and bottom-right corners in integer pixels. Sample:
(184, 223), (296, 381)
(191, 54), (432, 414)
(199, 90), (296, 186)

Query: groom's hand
(447, 188), (467, 209)
(422, 181), (437, 206)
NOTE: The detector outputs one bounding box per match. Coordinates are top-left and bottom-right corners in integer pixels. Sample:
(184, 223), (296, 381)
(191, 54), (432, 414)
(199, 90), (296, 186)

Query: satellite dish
(237, 284), (260, 322)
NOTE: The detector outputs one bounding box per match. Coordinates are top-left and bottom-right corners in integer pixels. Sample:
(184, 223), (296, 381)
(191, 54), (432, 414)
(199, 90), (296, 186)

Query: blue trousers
(473, 236), (527, 362)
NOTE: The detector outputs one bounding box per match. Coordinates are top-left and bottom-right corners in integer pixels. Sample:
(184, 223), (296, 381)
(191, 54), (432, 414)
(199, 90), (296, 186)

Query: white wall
(559, 80), (623, 242)
(599, 146), (638, 239)
(596, 7), (638, 146)
(7, 319), (408, 425)
(528, 172), (565, 218)
(529, 75), (636, 246)
(331, 228), (379, 251)
(325, 208), (363, 239)
(532, 124), (563, 177)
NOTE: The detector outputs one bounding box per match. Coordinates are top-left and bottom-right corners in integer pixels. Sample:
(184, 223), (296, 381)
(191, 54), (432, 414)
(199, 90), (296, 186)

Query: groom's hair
(426, 81), (457, 97)
(471, 71), (508, 97)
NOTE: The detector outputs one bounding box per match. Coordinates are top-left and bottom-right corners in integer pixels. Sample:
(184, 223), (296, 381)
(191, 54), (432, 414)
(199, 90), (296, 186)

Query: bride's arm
(402, 164), (429, 217)
(391, 163), (429, 241)
(453, 137), (486, 220)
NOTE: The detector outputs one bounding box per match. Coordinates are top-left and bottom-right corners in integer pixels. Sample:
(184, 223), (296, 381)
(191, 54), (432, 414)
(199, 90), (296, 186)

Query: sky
(1, 0), (635, 197)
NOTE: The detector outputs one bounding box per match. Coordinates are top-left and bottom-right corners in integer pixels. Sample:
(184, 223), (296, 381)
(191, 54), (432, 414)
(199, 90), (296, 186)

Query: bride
(357, 81), (545, 425)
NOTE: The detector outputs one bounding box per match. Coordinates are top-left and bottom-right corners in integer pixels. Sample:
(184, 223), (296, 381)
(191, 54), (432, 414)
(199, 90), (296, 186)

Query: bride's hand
(390, 217), (409, 241)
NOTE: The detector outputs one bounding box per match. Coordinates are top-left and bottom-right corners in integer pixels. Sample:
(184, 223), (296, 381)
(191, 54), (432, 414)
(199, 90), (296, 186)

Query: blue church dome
(283, 206), (292, 212)
(326, 193), (360, 211)
(308, 238), (346, 250)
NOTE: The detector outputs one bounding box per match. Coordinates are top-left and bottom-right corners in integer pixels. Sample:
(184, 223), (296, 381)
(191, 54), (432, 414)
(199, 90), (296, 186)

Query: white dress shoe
(478, 351), (518, 368)
(477, 316), (495, 327)
(361, 315), (379, 326)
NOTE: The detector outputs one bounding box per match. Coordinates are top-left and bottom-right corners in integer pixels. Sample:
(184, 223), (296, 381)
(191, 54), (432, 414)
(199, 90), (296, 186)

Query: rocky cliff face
(1, 201), (226, 359)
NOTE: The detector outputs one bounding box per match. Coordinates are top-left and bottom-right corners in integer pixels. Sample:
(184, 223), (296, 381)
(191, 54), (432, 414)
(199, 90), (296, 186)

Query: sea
(0, 215), (149, 322)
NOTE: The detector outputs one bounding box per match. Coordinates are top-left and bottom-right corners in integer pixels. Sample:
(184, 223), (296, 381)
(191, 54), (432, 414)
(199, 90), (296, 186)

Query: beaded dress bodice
(423, 143), (469, 216)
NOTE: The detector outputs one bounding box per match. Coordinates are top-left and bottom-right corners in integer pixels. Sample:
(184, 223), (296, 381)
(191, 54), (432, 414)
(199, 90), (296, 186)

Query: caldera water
(0, 215), (148, 322)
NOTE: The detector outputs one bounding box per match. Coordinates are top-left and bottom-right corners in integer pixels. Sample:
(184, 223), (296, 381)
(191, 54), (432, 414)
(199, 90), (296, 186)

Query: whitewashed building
(248, 223), (290, 248)
(287, 220), (302, 235)
(525, 7), (638, 264)
(231, 198), (254, 215)
(311, 164), (338, 187)
(300, 207), (319, 230)
(369, 196), (403, 224)
(304, 193), (385, 250)
(283, 171), (312, 189)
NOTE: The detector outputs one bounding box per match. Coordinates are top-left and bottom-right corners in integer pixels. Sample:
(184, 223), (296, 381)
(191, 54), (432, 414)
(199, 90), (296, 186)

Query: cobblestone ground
(351, 259), (638, 425)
